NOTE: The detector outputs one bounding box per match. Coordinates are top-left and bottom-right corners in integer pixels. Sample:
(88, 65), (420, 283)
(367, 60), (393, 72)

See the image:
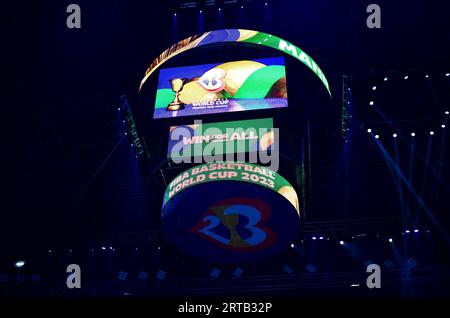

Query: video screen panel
(154, 57), (287, 119)
(167, 118), (274, 160)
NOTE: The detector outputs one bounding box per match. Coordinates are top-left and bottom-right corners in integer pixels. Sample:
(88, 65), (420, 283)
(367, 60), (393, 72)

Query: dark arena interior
(3, 0), (450, 304)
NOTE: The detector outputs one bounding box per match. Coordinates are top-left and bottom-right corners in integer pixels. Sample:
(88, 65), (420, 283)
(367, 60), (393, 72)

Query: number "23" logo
(191, 198), (276, 251)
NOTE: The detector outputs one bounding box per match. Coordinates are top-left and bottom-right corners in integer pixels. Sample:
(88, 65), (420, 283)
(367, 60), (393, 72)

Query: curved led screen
(139, 29), (331, 96)
(161, 163), (300, 262)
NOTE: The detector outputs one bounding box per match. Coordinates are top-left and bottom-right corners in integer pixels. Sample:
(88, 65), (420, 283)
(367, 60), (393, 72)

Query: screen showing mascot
(154, 57), (288, 119)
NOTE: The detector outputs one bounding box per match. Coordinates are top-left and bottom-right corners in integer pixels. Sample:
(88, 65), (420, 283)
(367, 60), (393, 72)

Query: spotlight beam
(370, 106), (446, 187)
(372, 137), (450, 245)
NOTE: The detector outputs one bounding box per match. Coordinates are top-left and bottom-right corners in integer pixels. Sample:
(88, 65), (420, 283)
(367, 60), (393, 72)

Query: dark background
(3, 0), (450, 297)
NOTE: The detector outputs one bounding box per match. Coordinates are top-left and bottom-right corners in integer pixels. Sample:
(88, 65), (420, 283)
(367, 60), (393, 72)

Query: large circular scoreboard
(161, 162), (300, 263)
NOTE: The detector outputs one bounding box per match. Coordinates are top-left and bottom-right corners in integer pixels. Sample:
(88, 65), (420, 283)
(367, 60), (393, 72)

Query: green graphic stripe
(233, 65), (285, 99)
(155, 89), (175, 109)
(242, 31), (330, 96)
(162, 162), (299, 214)
(140, 29), (331, 97)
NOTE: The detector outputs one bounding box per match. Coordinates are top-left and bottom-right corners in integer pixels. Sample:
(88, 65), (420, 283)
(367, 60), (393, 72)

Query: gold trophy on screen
(166, 78), (188, 111)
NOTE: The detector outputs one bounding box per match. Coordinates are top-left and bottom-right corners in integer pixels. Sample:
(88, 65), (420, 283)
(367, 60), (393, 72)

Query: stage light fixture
(312, 236), (316, 240)
(372, 86), (376, 91)
(393, 133), (397, 138)
(241, 6), (243, 9)
(411, 132), (415, 137)
(138, 271), (149, 280)
(174, 13), (177, 16)
(375, 134), (380, 139)
(117, 107), (120, 111)
(369, 101), (374, 106)
(407, 258), (418, 268)
(218, 8), (221, 11)
(14, 261), (25, 268)
(367, 128), (372, 133)
(306, 264), (316, 273)
(48, 250), (52, 253)
(404, 75), (409, 80)
(445, 111), (449, 115)
(290, 243), (295, 248)
(339, 241), (344, 245)
(283, 265), (293, 274)
(446, 73), (450, 77)
(319, 236), (324, 240)
(414, 229), (419, 233)
(199, 10), (202, 13)
(405, 230), (410, 233)
(156, 270), (167, 280)
(442, 124), (446, 128)
(425, 75), (429, 78)
(118, 271), (128, 281)
(101, 246), (106, 250)
(389, 238), (393, 243)
(430, 131), (434, 135)
(384, 77), (388, 81)
(210, 268), (221, 278)
(233, 268), (243, 278)
(265, 2), (268, 5)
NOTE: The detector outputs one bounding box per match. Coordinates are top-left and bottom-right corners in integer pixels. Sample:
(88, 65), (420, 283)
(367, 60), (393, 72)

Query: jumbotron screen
(167, 118), (274, 160)
(153, 57), (288, 119)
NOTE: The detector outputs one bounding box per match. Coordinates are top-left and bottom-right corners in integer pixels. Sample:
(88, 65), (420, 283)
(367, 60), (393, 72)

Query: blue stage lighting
(118, 271), (128, 281)
(375, 134), (380, 139)
(414, 229), (419, 233)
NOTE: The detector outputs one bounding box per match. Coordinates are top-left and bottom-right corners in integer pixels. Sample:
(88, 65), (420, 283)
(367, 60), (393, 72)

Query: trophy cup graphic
(166, 78), (188, 111)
